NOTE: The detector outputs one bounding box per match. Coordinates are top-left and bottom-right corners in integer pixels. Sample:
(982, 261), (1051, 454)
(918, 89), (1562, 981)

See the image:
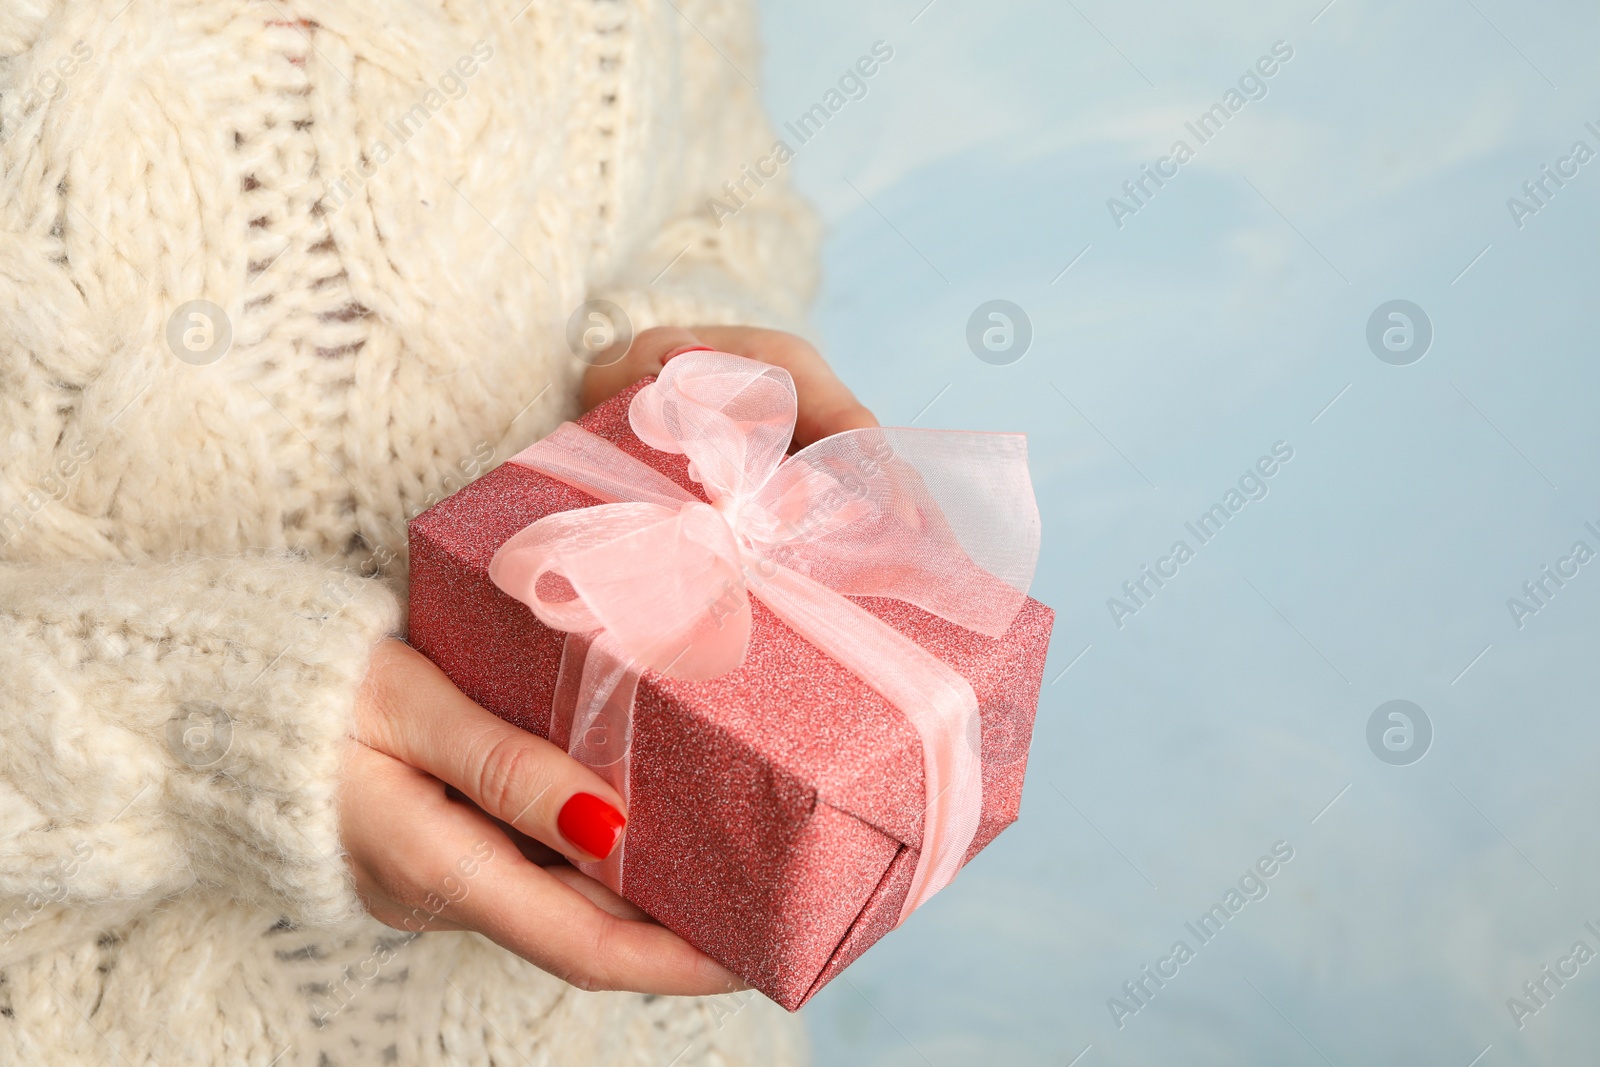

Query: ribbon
(488, 351), (1040, 922)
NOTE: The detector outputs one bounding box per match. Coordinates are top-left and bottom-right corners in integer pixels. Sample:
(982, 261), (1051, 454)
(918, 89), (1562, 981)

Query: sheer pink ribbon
(488, 351), (1040, 923)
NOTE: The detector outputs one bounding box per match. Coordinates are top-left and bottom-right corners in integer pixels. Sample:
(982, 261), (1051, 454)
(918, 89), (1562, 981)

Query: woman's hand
(340, 638), (744, 994)
(580, 325), (878, 448)
(340, 327), (864, 993)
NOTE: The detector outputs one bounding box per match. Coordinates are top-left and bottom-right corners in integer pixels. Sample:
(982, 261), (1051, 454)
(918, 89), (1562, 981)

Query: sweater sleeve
(0, 553), (398, 965)
(591, 0), (822, 337)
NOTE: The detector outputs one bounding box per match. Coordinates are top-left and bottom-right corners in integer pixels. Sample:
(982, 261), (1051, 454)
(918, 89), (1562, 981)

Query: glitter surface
(408, 380), (1055, 1010)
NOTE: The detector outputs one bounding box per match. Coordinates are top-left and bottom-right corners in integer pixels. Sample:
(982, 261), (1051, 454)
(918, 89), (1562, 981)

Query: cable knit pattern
(0, 0), (817, 1063)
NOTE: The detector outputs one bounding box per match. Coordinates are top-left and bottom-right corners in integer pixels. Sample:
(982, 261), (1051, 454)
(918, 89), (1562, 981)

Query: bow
(488, 351), (1040, 922)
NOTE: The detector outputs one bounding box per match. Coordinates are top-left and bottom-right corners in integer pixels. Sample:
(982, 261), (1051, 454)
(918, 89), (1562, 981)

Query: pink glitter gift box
(407, 378), (1054, 1010)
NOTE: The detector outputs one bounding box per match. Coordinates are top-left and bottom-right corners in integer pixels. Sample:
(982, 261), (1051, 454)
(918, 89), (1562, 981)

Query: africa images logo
(1107, 840), (1296, 1029)
(706, 41), (894, 227)
(1107, 441), (1294, 628)
(1105, 40), (1295, 229)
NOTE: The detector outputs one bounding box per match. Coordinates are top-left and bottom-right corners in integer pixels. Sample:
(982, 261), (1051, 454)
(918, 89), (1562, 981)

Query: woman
(0, 1), (873, 1063)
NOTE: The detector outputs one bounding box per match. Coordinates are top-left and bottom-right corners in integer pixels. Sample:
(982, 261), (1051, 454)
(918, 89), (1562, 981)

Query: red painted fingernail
(661, 344), (714, 363)
(557, 792), (627, 859)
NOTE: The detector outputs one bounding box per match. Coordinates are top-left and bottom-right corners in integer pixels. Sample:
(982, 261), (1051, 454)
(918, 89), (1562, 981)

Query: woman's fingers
(452, 832), (746, 995)
(355, 640), (627, 863)
(578, 324), (878, 448)
(578, 325), (706, 413)
(686, 325), (878, 447)
(343, 737), (742, 995)
(543, 863), (654, 921)
(340, 739), (476, 934)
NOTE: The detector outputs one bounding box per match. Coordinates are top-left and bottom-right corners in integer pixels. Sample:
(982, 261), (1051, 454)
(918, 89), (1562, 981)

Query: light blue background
(752, 1), (1600, 1064)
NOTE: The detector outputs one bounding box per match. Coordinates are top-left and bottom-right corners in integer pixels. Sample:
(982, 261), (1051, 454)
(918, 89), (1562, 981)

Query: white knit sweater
(0, 1), (819, 1063)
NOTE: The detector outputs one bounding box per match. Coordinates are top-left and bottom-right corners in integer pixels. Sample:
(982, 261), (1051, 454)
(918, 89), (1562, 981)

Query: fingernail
(713, 968), (751, 994)
(660, 344), (714, 363)
(557, 792), (627, 859)
(696, 953), (749, 992)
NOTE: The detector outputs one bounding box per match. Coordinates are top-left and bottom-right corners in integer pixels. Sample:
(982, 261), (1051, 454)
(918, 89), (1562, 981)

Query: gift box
(407, 355), (1054, 1010)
